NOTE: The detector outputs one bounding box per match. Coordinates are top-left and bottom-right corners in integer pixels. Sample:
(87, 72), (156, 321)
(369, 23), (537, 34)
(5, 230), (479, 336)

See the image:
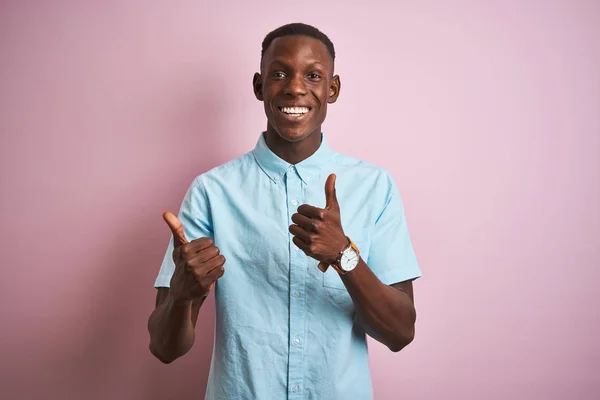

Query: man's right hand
(163, 211), (225, 302)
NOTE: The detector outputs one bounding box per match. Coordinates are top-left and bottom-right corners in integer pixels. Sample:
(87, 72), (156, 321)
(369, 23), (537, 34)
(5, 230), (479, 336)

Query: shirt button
(293, 338), (301, 345)
(293, 291), (300, 297)
(291, 200), (298, 206)
(306, 176), (311, 182)
(292, 385), (298, 393)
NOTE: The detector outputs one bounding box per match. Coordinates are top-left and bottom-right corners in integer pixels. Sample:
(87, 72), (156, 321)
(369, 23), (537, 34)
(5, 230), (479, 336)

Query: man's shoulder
(193, 151), (254, 184)
(330, 151), (394, 188)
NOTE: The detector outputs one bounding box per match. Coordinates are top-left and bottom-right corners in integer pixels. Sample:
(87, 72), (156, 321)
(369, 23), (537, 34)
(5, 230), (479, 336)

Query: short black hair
(261, 23), (335, 62)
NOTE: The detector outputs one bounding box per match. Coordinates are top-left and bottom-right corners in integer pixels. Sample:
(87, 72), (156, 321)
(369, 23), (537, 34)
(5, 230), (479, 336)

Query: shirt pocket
(322, 236), (370, 309)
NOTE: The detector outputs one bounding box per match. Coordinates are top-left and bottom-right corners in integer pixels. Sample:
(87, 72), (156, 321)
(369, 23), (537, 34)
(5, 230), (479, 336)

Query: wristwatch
(331, 237), (360, 274)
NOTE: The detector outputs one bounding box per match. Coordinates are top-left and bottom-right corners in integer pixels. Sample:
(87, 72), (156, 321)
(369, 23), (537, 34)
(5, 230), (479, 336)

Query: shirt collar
(252, 131), (333, 184)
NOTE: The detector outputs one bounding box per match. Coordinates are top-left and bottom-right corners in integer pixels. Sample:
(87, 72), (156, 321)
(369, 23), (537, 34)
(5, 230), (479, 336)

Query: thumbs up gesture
(163, 211), (224, 301)
(288, 174), (349, 272)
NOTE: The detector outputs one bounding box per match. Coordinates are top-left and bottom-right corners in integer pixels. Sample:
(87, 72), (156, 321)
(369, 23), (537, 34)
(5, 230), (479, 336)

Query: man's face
(254, 35), (340, 143)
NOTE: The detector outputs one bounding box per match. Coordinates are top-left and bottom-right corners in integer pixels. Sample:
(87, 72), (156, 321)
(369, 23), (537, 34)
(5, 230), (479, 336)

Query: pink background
(1, 1), (599, 399)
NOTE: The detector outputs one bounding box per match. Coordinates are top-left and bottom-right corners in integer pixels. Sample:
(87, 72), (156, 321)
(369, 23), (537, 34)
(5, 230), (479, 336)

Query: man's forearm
(341, 259), (416, 352)
(148, 293), (204, 363)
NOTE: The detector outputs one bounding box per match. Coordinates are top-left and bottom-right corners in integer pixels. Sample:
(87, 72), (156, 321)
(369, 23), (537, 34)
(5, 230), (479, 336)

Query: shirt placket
(285, 165), (306, 398)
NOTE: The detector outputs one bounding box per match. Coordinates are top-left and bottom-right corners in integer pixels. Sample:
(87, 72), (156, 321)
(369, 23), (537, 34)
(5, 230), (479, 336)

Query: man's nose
(284, 74), (307, 96)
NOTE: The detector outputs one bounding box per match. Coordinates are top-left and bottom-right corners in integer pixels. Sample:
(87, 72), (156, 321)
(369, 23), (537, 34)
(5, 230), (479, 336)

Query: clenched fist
(289, 173), (349, 272)
(163, 211), (225, 301)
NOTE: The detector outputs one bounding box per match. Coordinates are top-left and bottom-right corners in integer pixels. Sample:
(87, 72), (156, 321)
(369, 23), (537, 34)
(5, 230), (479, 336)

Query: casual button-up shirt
(154, 132), (422, 400)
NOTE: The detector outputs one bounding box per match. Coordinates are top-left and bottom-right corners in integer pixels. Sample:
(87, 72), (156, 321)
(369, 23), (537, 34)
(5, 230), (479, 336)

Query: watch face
(340, 248), (359, 271)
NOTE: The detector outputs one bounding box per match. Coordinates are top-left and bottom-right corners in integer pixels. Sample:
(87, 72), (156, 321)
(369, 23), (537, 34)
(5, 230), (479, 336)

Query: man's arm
(148, 212), (224, 364)
(147, 287), (206, 363)
(340, 260), (416, 352)
(289, 173), (420, 352)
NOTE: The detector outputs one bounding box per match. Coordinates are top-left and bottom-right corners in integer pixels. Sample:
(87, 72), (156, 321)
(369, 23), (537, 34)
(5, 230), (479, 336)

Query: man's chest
(206, 172), (374, 320)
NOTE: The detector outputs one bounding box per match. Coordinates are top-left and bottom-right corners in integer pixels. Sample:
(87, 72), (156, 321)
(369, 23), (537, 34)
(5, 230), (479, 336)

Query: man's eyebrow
(306, 61), (326, 69)
(267, 58), (328, 68)
(266, 59), (292, 69)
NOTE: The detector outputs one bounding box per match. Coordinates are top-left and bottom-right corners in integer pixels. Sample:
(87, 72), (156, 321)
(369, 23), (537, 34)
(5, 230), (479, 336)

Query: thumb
(325, 173), (338, 209)
(163, 211), (188, 248)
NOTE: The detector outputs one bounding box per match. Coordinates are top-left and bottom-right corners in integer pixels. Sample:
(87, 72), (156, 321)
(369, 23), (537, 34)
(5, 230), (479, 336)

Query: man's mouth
(277, 106), (311, 118)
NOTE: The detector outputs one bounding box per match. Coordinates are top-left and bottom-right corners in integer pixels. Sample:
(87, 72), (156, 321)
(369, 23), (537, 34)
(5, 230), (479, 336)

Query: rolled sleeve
(367, 173), (421, 286)
(154, 175), (213, 288)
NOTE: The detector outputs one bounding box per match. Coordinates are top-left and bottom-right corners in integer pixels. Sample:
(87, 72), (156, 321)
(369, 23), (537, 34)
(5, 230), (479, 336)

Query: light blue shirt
(154, 132), (421, 400)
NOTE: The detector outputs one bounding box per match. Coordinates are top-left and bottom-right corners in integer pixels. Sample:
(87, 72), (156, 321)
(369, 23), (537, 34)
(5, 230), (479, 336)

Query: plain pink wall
(1, 1), (598, 399)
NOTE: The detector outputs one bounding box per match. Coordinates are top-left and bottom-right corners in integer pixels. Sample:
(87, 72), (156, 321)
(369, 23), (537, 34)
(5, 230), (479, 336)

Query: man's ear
(253, 72), (264, 101)
(327, 75), (341, 104)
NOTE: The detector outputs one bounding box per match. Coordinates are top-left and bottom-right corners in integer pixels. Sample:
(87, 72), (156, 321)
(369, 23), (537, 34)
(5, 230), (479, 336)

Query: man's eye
(308, 73), (322, 80)
(272, 72), (286, 78)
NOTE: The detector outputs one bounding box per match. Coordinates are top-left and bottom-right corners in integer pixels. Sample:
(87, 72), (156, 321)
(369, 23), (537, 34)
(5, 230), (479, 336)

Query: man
(148, 22), (421, 400)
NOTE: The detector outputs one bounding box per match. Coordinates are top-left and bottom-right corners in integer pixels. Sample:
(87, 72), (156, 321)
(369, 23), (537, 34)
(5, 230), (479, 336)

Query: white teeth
(280, 106), (309, 115)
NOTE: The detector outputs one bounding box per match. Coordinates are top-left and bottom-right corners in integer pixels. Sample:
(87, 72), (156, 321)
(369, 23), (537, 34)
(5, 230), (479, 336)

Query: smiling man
(148, 23), (421, 400)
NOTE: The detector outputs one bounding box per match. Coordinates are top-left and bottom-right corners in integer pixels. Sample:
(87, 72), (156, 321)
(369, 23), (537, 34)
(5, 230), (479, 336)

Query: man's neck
(264, 129), (322, 165)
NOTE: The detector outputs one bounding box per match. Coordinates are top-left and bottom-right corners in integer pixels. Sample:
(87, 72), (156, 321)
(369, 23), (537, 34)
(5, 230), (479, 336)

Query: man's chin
(279, 130), (310, 143)
(271, 124), (313, 143)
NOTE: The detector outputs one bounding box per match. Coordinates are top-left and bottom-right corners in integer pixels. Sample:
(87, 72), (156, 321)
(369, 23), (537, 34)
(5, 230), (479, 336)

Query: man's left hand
(289, 173), (349, 271)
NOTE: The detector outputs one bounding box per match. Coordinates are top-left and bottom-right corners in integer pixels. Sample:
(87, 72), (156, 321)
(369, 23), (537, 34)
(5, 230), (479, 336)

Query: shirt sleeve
(366, 172), (422, 285)
(154, 175), (213, 288)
